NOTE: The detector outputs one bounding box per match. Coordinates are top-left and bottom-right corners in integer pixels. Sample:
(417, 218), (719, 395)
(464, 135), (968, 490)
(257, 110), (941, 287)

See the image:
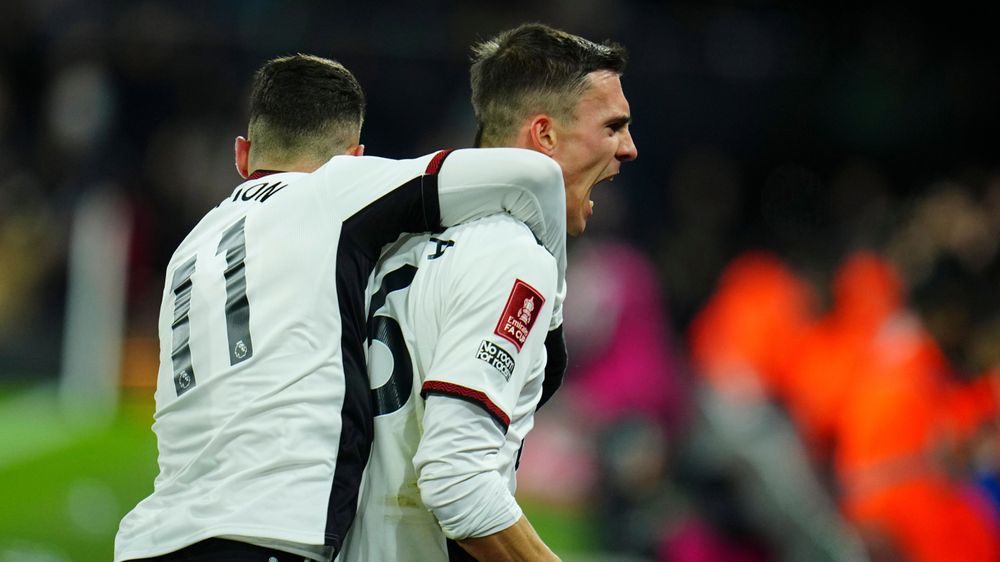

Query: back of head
(249, 54), (365, 167)
(470, 23), (627, 147)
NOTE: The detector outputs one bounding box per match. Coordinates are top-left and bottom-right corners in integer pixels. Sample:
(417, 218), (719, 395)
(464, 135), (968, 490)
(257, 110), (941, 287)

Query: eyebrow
(606, 115), (631, 130)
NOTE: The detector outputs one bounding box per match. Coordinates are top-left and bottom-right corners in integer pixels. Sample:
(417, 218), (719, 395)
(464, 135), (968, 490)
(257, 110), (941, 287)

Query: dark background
(2, 2), (998, 373)
(2, 3), (999, 561)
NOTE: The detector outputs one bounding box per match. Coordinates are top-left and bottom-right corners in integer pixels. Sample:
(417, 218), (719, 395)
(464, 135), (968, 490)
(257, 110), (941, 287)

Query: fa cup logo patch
(495, 279), (545, 351)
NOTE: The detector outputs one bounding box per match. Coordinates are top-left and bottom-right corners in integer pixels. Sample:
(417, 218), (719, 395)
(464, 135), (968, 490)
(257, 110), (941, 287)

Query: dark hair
(470, 23), (627, 146)
(248, 54), (365, 163)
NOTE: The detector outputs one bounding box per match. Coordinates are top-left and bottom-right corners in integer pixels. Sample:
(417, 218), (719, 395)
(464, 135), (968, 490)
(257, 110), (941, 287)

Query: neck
(479, 137), (527, 151)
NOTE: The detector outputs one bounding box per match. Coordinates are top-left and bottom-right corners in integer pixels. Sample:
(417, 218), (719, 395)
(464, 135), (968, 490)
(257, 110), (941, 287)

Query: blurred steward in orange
(690, 249), (1000, 562)
(688, 250), (815, 403)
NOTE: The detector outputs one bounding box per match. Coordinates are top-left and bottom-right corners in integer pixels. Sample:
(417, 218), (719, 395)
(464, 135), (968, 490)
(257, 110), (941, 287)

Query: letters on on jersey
(494, 279), (545, 351)
(427, 237), (455, 260)
(230, 181), (287, 203)
(476, 340), (515, 380)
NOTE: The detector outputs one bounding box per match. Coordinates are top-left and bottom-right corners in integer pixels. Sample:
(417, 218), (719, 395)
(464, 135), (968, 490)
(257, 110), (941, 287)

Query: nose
(617, 129), (638, 162)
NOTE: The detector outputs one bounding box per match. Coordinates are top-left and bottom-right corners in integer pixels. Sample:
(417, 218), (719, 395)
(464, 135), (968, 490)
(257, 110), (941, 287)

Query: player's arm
(413, 220), (559, 560)
(458, 515), (560, 562)
(415, 397), (560, 562)
(320, 148), (566, 290)
(434, 148), (567, 297)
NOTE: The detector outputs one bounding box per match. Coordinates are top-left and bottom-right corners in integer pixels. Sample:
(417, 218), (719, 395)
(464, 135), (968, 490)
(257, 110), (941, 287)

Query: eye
(606, 118), (630, 133)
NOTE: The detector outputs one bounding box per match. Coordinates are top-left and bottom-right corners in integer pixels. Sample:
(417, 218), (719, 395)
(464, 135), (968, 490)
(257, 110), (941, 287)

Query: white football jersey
(338, 214), (557, 561)
(114, 148), (565, 562)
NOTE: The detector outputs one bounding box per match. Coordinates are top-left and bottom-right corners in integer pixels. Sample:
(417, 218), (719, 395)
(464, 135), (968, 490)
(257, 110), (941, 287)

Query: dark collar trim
(247, 169), (282, 180)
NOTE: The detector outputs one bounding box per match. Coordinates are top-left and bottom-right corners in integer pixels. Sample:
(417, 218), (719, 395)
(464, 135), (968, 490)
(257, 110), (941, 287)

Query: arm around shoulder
(435, 148), (566, 297)
(437, 148), (563, 212)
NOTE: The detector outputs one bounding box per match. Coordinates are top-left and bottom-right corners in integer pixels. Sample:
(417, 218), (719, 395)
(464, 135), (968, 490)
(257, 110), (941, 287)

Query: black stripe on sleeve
(419, 149), (453, 233)
(339, 149), (453, 263)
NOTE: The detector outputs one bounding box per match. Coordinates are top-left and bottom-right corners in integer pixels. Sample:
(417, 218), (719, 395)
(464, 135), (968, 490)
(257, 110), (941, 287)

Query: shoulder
(302, 153), (441, 215)
(434, 215), (556, 290)
(445, 215), (550, 258)
(315, 152), (437, 176)
(306, 153), (435, 192)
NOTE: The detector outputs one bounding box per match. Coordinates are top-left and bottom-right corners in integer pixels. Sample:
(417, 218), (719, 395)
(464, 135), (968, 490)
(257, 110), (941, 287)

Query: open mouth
(586, 172), (619, 216)
(590, 176), (615, 199)
(596, 173), (617, 187)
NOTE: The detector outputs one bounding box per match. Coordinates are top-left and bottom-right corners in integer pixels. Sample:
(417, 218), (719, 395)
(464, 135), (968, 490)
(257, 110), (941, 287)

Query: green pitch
(0, 384), (593, 561)
(0, 387), (157, 561)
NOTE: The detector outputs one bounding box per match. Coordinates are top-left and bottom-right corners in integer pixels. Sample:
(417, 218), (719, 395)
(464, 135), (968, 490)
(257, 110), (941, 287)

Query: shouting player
(340, 23), (637, 561)
(113, 55), (568, 562)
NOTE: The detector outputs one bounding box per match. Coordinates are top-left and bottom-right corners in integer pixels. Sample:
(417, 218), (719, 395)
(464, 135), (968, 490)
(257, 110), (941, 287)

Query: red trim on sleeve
(421, 380), (510, 431)
(424, 149), (454, 175)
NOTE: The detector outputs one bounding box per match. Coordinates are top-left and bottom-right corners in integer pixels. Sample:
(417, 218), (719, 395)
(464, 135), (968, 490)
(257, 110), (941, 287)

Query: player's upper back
(156, 152), (440, 410)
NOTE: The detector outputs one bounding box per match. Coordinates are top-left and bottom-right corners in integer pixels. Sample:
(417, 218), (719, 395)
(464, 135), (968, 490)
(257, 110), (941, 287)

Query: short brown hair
(470, 23), (627, 146)
(248, 54), (365, 164)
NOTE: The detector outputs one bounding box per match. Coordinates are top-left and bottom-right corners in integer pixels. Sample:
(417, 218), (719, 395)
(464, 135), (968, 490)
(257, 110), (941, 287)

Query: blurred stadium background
(1, 2), (999, 561)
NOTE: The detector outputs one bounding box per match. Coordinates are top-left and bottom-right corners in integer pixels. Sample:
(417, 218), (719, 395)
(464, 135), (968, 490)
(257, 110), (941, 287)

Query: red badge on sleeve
(495, 279), (545, 351)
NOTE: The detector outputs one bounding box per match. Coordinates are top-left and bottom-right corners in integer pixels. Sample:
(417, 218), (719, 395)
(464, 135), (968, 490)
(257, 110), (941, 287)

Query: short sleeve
(419, 218), (557, 432)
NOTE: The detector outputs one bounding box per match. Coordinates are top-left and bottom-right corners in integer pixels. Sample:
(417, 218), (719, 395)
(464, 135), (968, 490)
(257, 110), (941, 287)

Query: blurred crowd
(1, 2), (999, 561)
(519, 171), (1000, 562)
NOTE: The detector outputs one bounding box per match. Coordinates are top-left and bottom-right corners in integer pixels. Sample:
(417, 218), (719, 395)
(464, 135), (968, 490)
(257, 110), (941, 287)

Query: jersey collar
(247, 170), (282, 180)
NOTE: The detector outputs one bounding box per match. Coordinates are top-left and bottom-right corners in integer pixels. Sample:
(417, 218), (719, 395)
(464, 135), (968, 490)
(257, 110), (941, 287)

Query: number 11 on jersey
(169, 216), (254, 397)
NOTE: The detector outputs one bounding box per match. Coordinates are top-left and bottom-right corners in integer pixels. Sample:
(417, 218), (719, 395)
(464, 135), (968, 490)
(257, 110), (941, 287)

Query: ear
(525, 115), (557, 156)
(347, 143), (365, 157)
(234, 136), (250, 179)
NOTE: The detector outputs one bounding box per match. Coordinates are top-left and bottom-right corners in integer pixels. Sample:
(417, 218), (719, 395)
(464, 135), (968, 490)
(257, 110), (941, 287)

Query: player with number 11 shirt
(114, 55), (566, 562)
